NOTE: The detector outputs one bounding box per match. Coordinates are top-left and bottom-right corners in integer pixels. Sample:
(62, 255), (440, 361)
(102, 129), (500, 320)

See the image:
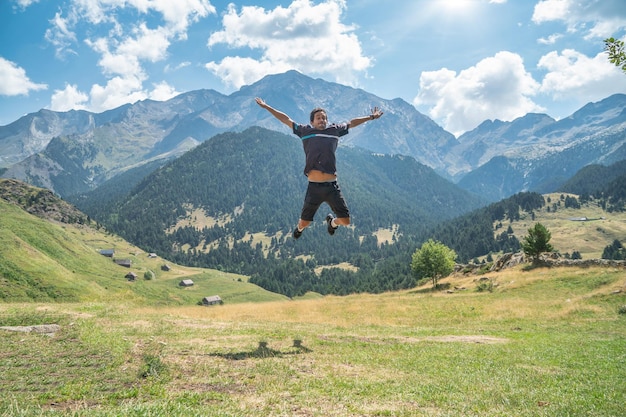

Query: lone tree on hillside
(521, 223), (554, 262)
(605, 37), (626, 74)
(411, 239), (456, 289)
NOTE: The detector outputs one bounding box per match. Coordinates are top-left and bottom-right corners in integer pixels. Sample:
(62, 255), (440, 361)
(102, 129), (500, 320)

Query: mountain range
(2, 70), (626, 202)
(77, 127), (487, 268)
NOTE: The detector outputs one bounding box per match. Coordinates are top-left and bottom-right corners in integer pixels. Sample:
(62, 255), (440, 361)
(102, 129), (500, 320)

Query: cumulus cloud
(532, 0), (626, 38)
(88, 75), (148, 112)
(414, 51), (543, 136)
(0, 57), (47, 96)
(80, 75), (180, 112)
(43, 0), (215, 113)
(206, 56), (292, 89)
(205, 0), (371, 89)
(149, 81), (180, 101)
(50, 84), (88, 111)
(538, 49), (626, 101)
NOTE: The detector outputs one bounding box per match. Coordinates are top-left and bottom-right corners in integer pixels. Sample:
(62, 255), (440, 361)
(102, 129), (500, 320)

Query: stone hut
(202, 295), (223, 306)
(114, 259), (132, 268)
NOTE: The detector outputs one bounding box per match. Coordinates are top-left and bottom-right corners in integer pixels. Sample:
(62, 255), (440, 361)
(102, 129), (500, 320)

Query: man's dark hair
(310, 107), (326, 123)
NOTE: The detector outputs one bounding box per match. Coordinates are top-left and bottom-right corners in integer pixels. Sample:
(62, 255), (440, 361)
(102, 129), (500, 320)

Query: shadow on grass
(211, 340), (312, 361)
(522, 260), (551, 271)
(408, 282), (451, 294)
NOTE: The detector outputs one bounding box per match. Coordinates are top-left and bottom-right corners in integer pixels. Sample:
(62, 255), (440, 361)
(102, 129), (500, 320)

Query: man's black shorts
(300, 181), (350, 221)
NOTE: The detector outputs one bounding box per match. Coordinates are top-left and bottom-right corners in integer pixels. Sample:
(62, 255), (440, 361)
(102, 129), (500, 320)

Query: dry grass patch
(506, 194), (626, 258)
(166, 204), (230, 233)
(313, 262), (358, 275)
(371, 224), (400, 246)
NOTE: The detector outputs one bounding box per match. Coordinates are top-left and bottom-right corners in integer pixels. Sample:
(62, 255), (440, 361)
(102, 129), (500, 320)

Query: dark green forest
(70, 127), (626, 297)
(559, 159), (626, 212)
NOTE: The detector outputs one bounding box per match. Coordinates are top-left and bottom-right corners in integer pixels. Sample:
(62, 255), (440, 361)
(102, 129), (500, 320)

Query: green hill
(558, 159), (626, 196)
(507, 192), (626, 259)
(0, 179), (286, 304)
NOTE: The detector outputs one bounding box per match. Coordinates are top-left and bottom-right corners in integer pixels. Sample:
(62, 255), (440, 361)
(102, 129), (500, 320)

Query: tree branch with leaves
(604, 37), (626, 74)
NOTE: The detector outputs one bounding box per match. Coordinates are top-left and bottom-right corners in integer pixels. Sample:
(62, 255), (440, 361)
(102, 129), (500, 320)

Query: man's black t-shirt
(292, 122), (349, 177)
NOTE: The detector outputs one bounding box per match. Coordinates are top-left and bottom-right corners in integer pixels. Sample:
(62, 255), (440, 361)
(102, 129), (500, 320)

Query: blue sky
(1, 0), (625, 135)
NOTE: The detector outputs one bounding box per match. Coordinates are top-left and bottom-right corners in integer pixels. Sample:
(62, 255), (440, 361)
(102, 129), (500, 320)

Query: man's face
(312, 111), (327, 129)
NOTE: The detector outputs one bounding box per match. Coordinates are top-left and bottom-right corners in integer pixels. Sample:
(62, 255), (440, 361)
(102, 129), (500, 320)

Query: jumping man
(255, 97), (383, 239)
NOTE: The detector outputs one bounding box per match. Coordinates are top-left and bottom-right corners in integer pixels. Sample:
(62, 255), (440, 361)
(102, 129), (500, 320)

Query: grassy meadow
(1, 265), (625, 416)
(0, 199), (286, 305)
(2, 190), (626, 415)
(508, 193), (626, 259)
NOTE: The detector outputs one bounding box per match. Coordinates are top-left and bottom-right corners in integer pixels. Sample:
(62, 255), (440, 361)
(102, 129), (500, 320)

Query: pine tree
(520, 223), (554, 262)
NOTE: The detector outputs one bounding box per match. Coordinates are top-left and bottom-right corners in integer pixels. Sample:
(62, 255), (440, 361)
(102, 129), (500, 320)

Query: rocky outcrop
(0, 324), (61, 336)
(456, 252), (625, 276)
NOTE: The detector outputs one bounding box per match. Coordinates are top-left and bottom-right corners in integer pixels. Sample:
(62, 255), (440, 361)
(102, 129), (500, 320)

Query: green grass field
(0, 199), (285, 305)
(2, 191), (626, 415)
(1, 265), (625, 416)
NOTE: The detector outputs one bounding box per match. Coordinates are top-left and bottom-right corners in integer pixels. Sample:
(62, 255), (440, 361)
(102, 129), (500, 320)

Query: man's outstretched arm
(349, 106), (384, 129)
(256, 97), (294, 128)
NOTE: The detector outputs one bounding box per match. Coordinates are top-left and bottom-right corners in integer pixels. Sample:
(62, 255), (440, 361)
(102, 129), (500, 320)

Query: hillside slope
(92, 126), (484, 268)
(507, 193), (626, 259)
(0, 180), (286, 304)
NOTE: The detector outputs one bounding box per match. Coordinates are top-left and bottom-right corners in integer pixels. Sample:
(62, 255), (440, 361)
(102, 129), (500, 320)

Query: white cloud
(205, 56), (291, 89)
(205, 0), (371, 89)
(48, 77), (180, 115)
(0, 57), (47, 96)
(538, 49), (626, 101)
(86, 37), (145, 78)
(50, 84), (89, 111)
(117, 23), (171, 63)
(88, 75), (147, 113)
(532, 0), (571, 25)
(43, 0), (215, 114)
(45, 11), (78, 58)
(143, 0), (216, 35)
(532, 0), (626, 38)
(414, 51), (543, 136)
(15, 0), (40, 9)
(537, 33), (562, 45)
(164, 61), (191, 73)
(149, 81), (180, 101)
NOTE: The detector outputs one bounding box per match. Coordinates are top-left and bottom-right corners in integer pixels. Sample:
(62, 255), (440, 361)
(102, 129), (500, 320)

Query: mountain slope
(558, 160), (626, 196)
(98, 126), (484, 251)
(1, 71), (457, 197)
(456, 94), (626, 201)
(451, 113), (556, 178)
(76, 126), (486, 297)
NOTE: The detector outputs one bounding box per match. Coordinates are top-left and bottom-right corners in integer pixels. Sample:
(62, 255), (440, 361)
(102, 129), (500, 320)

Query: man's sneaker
(293, 227), (303, 239)
(326, 214), (338, 236)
